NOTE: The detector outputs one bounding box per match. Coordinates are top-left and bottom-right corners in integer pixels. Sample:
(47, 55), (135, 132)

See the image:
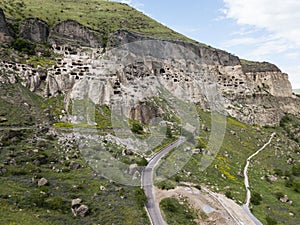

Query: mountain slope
(0, 0), (200, 44)
(0, 1), (299, 225)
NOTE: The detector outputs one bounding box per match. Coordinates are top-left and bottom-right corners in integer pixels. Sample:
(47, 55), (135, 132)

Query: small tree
(166, 126), (173, 138)
(131, 121), (143, 134)
(251, 192), (262, 205)
(225, 191), (233, 199)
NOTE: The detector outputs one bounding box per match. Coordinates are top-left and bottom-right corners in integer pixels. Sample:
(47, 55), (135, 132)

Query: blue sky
(115, 0), (300, 88)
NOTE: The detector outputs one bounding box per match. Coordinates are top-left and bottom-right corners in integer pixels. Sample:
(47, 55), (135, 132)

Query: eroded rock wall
(0, 17), (298, 126)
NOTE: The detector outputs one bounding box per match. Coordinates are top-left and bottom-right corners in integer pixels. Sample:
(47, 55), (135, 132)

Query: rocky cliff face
(19, 18), (49, 43)
(0, 11), (299, 126)
(0, 8), (12, 43)
(48, 20), (103, 48)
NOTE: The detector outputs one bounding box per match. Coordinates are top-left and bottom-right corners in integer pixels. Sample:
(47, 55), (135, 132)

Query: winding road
(242, 132), (276, 225)
(141, 136), (185, 225)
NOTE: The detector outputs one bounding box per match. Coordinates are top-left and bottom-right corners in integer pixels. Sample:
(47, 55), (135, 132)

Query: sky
(114, 0), (300, 89)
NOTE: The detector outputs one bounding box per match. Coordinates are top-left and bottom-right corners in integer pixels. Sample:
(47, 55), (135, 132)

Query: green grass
(156, 107), (300, 224)
(160, 197), (197, 225)
(0, 129), (150, 225)
(0, 0), (202, 44)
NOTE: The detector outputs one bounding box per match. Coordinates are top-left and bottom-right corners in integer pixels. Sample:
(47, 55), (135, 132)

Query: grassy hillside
(0, 0), (199, 43)
(157, 110), (300, 225)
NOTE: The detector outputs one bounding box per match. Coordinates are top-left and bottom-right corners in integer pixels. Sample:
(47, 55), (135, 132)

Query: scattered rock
(279, 195), (289, 203)
(267, 175), (278, 183)
(99, 186), (106, 191)
(237, 171), (244, 178)
(71, 198), (89, 217)
(0, 117), (7, 123)
(38, 177), (48, 187)
(73, 204), (89, 217)
(192, 148), (201, 154)
(128, 164), (138, 175)
(71, 198), (82, 207)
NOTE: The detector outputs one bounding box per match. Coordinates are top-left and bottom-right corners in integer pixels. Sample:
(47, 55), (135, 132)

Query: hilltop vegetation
(0, 0), (198, 43)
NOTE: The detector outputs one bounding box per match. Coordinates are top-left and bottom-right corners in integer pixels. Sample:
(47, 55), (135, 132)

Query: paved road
(141, 136), (185, 225)
(242, 132), (276, 225)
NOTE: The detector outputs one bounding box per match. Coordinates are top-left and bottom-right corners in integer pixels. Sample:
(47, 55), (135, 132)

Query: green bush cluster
(11, 38), (35, 55)
(130, 120), (144, 134)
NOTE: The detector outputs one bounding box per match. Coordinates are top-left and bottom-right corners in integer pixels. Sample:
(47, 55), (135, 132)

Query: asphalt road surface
(141, 136), (185, 225)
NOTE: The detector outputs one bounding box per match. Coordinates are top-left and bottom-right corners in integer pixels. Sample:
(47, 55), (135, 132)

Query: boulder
(73, 204), (89, 217)
(128, 163), (138, 175)
(71, 198), (82, 207)
(280, 195), (289, 203)
(19, 18), (49, 43)
(38, 177), (48, 187)
(71, 198), (89, 217)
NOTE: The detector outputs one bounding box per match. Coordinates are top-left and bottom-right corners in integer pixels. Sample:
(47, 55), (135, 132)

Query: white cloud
(223, 0), (300, 46)
(223, 37), (261, 47)
(221, 0), (300, 88)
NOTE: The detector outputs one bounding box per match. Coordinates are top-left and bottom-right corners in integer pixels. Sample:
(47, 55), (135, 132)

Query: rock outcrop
(108, 29), (240, 66)
(0, 8), (298, 126)
(0, 8), (12, 43)
(19, 18), (49, 43)
(48, 20), (103, 48)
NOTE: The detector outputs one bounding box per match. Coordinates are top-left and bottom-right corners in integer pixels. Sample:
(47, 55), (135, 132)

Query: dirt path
(156, 184), (256, 225)
(242, 132), (276, 225)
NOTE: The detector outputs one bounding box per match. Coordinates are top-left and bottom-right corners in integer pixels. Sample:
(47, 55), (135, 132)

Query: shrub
(166, 126), (173, 138)
(225, 191), (233, 199)
(135, 188), (147, 207)
(45, 196), (69, 212)
(161, 198), (178, 212)
(11, 38), (35, 55)
(273, 168), (283, 176)
(131, 121), (143, 134)
(157, 180), (176, 190)
(251, 192), (262, 205)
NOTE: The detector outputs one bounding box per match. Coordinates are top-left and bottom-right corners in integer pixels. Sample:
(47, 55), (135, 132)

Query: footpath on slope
(242, 132), (276, 225)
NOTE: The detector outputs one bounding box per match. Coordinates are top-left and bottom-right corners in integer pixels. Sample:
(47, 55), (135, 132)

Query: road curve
(242, 132), (276, 225)
(141, 136), (185, 225)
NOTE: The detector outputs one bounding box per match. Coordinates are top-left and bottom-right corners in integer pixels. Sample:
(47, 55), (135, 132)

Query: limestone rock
(48, 20), (103, 48)
(19, 18), (49, 43)
(71, 198), (89, 217)
(0, 117), (7, 123)
(0, 8), (13, 43)
(71, 198), (82, 207)
(128, 163), (138, 176)
(280, 195), (289, 203)
(73, 204), (89, 217)
(38, 177), (48, 187)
